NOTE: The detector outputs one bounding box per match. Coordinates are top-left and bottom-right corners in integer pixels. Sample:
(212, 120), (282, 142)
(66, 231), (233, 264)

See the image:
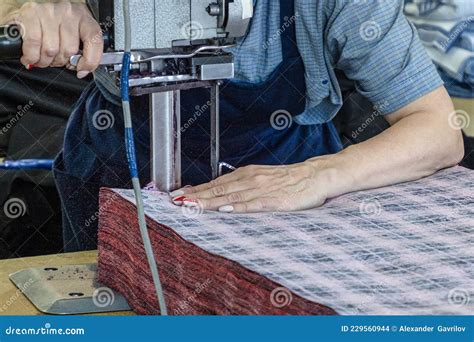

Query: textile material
(405, 0), (474, 92)
(408, 17), (474, 53)
(425, 45), (473, 84)
(98, 188), (337, 316)
(98, 166), (473, 315)
(405, 0), (474, 20)
(94, 0), (443, 124)
(438, 66), (474, 98)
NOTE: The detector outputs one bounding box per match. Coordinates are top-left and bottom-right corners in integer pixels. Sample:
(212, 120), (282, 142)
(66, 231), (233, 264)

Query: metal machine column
(210, 83), (220, 179)
(150, 91), (182, 192)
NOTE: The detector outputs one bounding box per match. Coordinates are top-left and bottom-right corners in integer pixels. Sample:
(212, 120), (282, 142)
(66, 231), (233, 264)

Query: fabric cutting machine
(0, 0), (253, 192)
(84, 0), (253, 192)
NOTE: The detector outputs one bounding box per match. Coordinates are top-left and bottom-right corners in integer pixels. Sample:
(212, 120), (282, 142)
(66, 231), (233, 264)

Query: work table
(0, 251), (133, 316)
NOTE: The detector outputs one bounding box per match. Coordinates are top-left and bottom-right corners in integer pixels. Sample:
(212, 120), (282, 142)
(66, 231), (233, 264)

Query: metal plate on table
(9, 263), (131, 315)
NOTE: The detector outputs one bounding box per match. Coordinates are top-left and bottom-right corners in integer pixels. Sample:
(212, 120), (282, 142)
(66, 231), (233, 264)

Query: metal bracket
(218, 161), (236, 177)
(69, 45), (235, 67)
(9, 264), (131, 315)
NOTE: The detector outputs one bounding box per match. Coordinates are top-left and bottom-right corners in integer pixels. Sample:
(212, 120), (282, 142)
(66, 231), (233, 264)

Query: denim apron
(54, 0), (343, 252)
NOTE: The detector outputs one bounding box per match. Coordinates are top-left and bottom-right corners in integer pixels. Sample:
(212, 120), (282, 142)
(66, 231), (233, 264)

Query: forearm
(310, 88), (465, 199)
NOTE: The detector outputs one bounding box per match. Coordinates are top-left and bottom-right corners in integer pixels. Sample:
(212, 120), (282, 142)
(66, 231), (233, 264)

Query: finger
(19, 14), (42, 66)
(218, 186), (322, 213)
(76, 16), (103, 78)
(181, 180), (256, 200)
(220, 197), (280, 213)
(172, 171), (244, 197)
(175, 166), (258, 196)
(35, 17), (61, 68)
(52, 22), (80, 67)
(183, 189), (261, 210)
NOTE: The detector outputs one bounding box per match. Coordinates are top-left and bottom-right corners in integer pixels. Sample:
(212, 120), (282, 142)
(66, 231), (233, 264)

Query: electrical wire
(0, 159), (54, 170)
(121, 0), (168, 316)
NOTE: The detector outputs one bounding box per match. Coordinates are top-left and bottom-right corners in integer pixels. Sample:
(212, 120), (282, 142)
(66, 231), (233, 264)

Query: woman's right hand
(10, 0), (103, 78)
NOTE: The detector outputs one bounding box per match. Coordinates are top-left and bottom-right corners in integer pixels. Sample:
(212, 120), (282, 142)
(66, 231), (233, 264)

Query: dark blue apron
(54, 0), (343, 252)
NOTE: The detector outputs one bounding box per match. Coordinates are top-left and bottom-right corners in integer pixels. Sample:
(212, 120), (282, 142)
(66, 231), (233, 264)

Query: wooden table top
(0, 251), (133, 316)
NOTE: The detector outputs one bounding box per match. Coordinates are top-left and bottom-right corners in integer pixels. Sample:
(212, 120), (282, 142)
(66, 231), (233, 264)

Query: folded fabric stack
(97, 189), (337, 316)
(98, 166), (473, 315)
(405, 0), (474, 97)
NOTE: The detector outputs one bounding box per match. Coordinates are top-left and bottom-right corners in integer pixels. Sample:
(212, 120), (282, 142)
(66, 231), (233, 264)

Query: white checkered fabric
(113, 166), (473, 315)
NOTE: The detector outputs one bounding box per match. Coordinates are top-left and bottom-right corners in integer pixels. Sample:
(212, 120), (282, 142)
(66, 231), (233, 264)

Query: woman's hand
(170, 161), (345, 213)
(8, 0), (102, 78)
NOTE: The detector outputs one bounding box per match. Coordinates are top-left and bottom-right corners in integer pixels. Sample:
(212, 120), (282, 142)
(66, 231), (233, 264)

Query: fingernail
(24, 64), (34, 70)
(183, 199), (200, 207)
(184, 185), (193, 188)
(219, 205), (234, 213)
(172, 196), (186, 206)
(169, 189), (185, 197)
(77, 71), (90, 79)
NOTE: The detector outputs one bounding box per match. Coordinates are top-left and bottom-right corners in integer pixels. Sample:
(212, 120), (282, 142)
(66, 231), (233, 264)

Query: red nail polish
(172, 195), (186, 206)
(25, 64), (34, 70)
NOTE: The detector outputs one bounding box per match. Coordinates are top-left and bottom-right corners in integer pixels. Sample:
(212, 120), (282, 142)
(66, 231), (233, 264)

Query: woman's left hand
(170, 161), (342, 213)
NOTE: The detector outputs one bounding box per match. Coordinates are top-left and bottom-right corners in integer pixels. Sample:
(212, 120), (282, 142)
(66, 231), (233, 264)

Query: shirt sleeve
(325, 0), (443, 115)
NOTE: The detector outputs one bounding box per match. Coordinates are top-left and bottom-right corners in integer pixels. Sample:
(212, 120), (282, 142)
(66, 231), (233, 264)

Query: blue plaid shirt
(228, 0), (443, 125)
(95, 0), (443, 125)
